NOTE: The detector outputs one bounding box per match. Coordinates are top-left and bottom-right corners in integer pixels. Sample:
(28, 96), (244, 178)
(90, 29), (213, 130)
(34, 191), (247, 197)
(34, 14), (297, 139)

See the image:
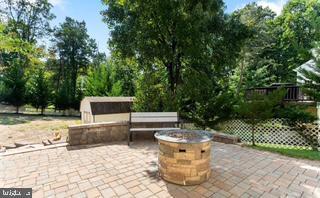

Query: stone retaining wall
(68, 122), (241, 146)
(68, 121), (128, 145)
(212, 132), (241, 144)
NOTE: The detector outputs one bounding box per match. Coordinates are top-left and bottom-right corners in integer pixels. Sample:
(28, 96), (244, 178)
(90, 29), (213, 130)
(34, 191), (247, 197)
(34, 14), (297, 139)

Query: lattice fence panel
(221, 119), (320, 148)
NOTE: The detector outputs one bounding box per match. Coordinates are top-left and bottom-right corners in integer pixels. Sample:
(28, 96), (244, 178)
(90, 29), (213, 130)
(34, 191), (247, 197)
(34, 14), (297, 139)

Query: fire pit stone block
(157, 139), (212, 185)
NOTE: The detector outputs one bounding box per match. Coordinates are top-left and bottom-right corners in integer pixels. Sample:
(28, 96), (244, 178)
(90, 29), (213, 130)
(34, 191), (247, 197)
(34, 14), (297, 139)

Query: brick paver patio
(1, 142), (320, 198)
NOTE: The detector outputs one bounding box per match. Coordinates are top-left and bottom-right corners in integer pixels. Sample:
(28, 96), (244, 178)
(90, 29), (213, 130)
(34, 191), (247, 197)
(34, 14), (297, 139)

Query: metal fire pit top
(155, 129), (213, 144)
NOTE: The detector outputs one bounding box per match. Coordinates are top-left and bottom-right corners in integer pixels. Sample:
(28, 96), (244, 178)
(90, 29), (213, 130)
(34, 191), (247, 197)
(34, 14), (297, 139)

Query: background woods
(0, 0), (319, 130)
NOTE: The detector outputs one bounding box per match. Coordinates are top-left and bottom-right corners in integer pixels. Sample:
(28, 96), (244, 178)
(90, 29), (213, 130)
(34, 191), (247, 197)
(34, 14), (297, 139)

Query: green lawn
(248, 144), (320, 161)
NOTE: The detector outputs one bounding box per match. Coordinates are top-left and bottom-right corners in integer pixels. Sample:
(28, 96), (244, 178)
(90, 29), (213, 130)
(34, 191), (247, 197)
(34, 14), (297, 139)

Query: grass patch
(0, 114), (31, 125)
(248, 144), (320, 161)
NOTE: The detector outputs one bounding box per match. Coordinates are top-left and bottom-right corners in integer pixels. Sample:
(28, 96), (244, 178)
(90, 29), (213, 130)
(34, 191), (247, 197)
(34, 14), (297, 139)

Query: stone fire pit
(155, 130), (213, 185)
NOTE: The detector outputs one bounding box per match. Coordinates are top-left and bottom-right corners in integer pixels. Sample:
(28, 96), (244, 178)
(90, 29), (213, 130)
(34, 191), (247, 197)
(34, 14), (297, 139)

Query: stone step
(14, 141), (34, 147)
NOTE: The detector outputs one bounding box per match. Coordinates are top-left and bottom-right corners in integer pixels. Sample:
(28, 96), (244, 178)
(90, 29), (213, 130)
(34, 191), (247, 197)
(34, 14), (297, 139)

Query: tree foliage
(0, 23), (43, 68)
(26, 66), (52, 114)
(133, 65), (171, 112)
(83, 54), (137, 98)
(0, 22), (43, 112)
(178, 67), (235, 129)
(230, 3), (276, 92)
(109, 56), (137, 97)
(101, 0), (247, 96)
(0, 0), (319, 135)
(102, 0), (248, 126)
(51, 17), (98, 109)
(276, 0), (320, 70)
(231, 0), (320, 93)
(84, 62), (120, 96)
(0, 0), (55, 43)
(1, 60), (27, 113)
(0, 24), (36, 56)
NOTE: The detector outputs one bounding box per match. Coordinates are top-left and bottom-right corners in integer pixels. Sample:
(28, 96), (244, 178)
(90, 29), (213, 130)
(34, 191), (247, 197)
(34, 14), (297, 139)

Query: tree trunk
(15, 106), (19, 114)
(251, 124), (256, 146)
(236, 57), (245, 97)
(167, 62), (175, 94)
(167, 28), (178, 95)
(71, 66), (78, 105)
(175, 53), (181, 92)
(41, 107), (44, 115)
(56, 58), (63, 92)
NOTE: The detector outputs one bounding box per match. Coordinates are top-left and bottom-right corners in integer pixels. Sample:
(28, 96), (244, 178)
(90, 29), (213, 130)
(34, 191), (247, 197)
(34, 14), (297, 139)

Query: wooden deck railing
(245, 85), (312, 101)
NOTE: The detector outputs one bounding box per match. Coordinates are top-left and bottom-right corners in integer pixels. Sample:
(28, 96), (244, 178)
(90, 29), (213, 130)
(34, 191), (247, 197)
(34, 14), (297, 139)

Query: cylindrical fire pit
(155, 130), (213, 185)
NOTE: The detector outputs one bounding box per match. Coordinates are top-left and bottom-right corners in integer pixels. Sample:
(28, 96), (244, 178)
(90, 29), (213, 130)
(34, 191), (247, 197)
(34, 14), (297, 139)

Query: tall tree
(230, 3), (276, 92)
(26, 66), (52, 114)
(101, 0), (246, 97)
(1, 60), (27, 113)
(0, 22), (41, 113)
(0, 0), (55, 43)
(51, 17), (98, 109)
(0, 0), (52, 112)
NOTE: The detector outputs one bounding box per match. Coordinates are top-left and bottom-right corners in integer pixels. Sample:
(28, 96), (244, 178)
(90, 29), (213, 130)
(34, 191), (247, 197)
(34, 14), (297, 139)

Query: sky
(48, 0), (289, 56)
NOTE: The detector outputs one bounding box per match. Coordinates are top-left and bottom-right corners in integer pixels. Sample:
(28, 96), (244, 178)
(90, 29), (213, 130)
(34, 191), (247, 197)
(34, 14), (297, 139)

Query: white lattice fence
(221, 119), (320, 148)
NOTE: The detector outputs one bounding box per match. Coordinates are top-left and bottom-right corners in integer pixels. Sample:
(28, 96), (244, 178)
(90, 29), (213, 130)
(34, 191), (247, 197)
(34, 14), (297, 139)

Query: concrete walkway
(0, 142), (319, 198)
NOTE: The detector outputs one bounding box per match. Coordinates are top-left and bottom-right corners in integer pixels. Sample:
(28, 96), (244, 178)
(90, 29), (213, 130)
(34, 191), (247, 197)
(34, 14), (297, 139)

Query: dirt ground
(0, 114), (81, 147)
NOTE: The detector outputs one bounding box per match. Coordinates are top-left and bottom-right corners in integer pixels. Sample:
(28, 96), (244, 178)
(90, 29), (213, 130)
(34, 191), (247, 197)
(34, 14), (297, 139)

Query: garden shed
(80, 97), (134, 123)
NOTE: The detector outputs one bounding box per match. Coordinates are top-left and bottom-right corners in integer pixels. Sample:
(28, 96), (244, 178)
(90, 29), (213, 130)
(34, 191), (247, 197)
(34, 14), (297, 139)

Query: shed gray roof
(82, 97), (134, 102)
